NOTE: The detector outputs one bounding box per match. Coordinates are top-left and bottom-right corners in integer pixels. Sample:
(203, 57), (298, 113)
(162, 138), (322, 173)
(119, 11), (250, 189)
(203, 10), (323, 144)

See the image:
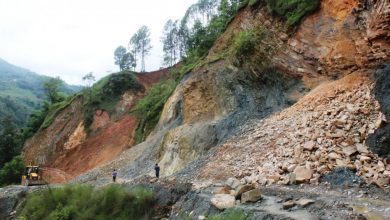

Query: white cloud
(0, 0), (197, 85)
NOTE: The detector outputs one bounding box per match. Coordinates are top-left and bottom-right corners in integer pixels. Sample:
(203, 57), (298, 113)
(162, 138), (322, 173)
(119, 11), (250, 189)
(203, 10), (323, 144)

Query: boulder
(372, 177), (390, 188)
(214, 186), (232, 195)
(226, 177), (241, 189)
(235, 185), (254, 199)
(283, 200), (295, 209)
(241, 189), (262, 203)
(293, 166), (313, 182)
(295, 198), (315, 207)
(210, 194), (235, 210)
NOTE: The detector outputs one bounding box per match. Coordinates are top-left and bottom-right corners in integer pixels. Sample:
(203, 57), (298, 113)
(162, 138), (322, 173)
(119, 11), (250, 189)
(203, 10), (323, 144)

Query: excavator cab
(21, 165), (46, 186)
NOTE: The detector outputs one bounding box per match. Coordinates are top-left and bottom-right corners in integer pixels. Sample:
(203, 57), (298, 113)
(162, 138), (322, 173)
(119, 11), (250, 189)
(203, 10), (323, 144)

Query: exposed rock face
(320, 167), (362, 186)
(367, 61), (390, 160)
(0, 186), (27, 220)
(60, 0), (390, 189)
(155, 64), (301, 176)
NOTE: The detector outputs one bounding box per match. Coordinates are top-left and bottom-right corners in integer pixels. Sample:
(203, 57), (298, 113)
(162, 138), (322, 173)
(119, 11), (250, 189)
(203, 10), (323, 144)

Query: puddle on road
(238, 196), (315, 220)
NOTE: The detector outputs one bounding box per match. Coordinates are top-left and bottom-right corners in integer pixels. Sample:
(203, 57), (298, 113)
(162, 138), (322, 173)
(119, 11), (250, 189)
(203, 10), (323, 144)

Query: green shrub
(247, 0), (260, 7)
(230, 30), (258, 64)
(209, 209), (249, 220)
(0, 156), (25, 186)
(18, 184), (155, 220)
(131, 79), (177, 143)
(267, 0), (320, 26)
(83, 71), (143, 131)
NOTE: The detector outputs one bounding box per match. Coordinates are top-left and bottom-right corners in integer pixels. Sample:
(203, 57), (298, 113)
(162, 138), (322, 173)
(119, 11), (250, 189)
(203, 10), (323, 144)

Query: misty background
(0, 0), (197, 85)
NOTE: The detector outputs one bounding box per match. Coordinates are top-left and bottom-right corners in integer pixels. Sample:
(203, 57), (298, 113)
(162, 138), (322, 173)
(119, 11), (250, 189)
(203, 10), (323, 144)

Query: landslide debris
(199, 73), (390, 188)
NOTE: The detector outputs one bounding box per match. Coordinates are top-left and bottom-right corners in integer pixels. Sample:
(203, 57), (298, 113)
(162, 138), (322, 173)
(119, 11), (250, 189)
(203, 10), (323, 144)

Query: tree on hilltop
(131, 26), (152, 72)
(43, 77), (64, 104)
(161, 20), (180, 67)
(114, 46), (136, 71)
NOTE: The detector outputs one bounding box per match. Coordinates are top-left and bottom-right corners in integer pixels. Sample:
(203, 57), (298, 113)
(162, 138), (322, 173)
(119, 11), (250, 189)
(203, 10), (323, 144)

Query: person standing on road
(154, 163), (160, 178)
(112, 169), (118, 182)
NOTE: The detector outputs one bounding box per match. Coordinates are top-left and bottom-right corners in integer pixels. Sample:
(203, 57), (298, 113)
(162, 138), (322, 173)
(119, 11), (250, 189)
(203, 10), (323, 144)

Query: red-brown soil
(22, 68), (170, 183)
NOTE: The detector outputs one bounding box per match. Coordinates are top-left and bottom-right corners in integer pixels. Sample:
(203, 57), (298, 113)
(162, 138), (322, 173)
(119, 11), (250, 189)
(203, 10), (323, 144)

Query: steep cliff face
(153, 0), (390, 177)
(22, 70), (168, 182)
(30, 0), (390, 187)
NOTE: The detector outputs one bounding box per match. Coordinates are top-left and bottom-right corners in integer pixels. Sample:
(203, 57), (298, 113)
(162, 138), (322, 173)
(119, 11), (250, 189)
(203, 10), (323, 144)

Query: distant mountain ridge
(0, 58), (81, 128)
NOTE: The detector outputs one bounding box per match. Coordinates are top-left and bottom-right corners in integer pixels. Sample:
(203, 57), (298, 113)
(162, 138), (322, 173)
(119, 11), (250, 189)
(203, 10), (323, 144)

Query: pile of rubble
(201, 74), (390, 188)
(210, 177), (262, 210)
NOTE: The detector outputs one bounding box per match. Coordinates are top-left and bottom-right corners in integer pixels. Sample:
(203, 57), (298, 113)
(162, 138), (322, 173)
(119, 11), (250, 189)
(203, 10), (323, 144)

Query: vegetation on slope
(267, 0), (320, 26)
(209, 209), (250, 220)
(82, 71), (143, 132)
(18, 184), (155, 220)
(0, 117), (25, 186)
(0, 58), (80, 128)
(0, 156), (24, 187)
(132, 78), (177, 143)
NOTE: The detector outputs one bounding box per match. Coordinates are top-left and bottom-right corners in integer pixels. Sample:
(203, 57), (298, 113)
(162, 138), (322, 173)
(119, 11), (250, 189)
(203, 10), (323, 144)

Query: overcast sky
(0, 0), (197, 85)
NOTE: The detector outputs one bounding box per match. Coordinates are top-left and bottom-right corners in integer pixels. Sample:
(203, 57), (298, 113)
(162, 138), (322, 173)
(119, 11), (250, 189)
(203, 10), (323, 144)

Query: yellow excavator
(21, 165), (46, 186)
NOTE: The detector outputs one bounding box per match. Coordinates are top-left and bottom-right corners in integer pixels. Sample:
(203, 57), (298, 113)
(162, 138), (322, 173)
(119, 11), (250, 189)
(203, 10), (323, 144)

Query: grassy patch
(209, 209), (249, 220)
(40, 95), (78, 129)
(267, 0), (320, 26)
(18, 184), (155, 220)
(131, 79), (177, 143)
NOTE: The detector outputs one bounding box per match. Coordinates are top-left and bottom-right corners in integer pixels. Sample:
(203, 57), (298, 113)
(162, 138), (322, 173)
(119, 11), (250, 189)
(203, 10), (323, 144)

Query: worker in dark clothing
(154, 164), (160, 178)
(112, 169), (118, 182)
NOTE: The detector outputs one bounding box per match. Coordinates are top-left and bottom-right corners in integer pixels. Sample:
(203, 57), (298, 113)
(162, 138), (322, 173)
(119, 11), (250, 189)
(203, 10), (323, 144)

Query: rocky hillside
(73, 0), (389, 183)
(9, 0), (390, 219)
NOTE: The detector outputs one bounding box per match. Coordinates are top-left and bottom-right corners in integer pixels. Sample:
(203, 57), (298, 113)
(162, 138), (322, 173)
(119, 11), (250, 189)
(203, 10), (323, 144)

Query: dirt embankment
(21, 69), (168, 183)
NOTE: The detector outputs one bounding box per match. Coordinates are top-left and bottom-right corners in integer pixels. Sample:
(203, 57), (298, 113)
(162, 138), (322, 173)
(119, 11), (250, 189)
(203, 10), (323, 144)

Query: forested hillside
(0, 58), (81, 128)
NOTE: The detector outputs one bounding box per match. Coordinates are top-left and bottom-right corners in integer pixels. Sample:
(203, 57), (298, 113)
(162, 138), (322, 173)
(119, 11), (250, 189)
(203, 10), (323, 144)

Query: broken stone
(304, 141), (316, 151)
(293, 166), (313, 182)
(343, 146), (358, 156)
(372, 177), (390, 188)
(226, 177), (241, 189)
(235, 185), (255, 198)
(360, 155), (371, 162)
(241, 188), (262, 203)
(295, 199), (315, 207)
(211, 194), (236, 210)
(356, 144), (369, 153)
(289, 173), (297, 184)
(287, 164), (297, 172)
(150, 177), (158, 183)
(328, 152), (342, 160)
(214, 186), (232, 195)
(267, 175), (281, 183)
(282, 200), (295, 209)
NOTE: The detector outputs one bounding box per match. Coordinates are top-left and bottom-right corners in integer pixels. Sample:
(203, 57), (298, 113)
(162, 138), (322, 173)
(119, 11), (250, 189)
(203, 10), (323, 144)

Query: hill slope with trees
(0, 58), (81, 128)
